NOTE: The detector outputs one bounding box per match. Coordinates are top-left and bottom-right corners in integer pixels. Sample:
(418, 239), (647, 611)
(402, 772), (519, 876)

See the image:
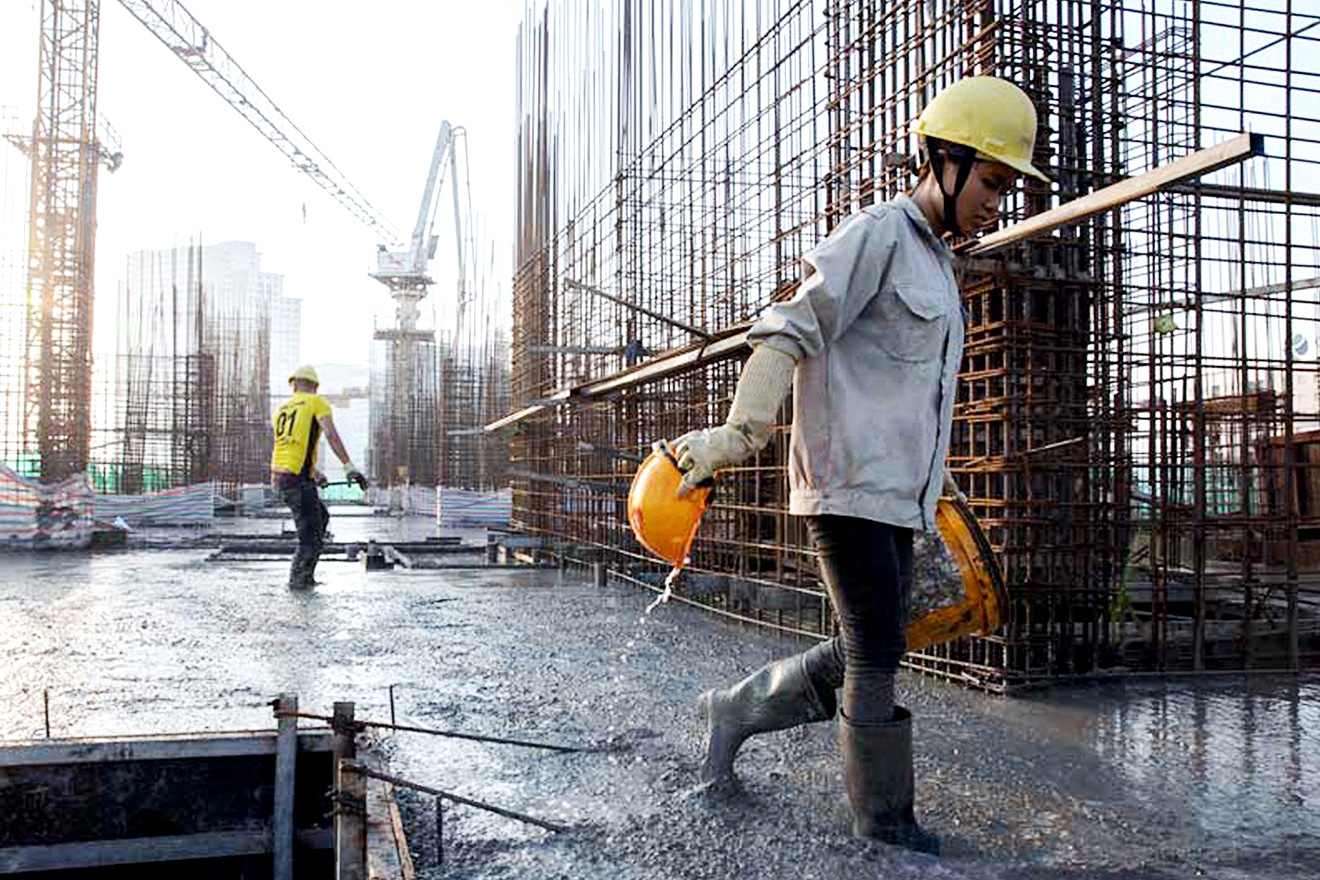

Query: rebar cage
(511, 0), (1320, 688)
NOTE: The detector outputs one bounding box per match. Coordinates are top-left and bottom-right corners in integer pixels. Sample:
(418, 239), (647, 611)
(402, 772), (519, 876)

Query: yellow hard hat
(913, 76), (1049, 181)
(627, 440), (712, 566)
(288, 364), (319, 385)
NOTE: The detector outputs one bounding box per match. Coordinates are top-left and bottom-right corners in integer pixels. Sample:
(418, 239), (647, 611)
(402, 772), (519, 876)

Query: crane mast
(366, 120), (473, 489)
(20, 0), (121, 483)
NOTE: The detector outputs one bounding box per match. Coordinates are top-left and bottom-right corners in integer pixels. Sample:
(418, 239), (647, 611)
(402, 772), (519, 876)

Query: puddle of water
(1018, 677), (1320, 837)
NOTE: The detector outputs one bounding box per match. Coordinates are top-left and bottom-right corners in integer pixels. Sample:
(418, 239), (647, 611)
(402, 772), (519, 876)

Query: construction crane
(20, 0), (484, 491)
(369, 120), (472, 335)
(16, 0), (124, 483)
(115, 0), (401, 244)
(13, 0), (401, 484)
(366, 121), (476, 488)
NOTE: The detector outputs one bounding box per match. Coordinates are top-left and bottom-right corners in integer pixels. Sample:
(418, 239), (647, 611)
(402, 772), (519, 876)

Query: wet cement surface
(1, 514), (1317, 879)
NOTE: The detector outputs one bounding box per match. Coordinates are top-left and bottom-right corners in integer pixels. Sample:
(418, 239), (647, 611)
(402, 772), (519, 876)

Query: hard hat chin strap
(925, 137), (977, 237)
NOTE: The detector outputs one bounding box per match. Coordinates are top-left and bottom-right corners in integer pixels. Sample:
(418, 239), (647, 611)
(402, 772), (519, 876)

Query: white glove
(672, 425), (757, 496)
(673, 344), (796, 496)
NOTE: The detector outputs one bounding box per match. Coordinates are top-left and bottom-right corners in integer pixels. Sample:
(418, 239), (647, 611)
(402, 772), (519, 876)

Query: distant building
(109, 240), (294, 490)
(267, 282), (301, 396)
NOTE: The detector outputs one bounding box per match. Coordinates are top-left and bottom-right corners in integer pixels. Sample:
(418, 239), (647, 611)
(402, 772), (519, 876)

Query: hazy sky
(0, 0), (525, 365)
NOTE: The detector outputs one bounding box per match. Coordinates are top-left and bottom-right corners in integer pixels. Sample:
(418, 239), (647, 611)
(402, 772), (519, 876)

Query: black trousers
(280, 478), (329, 574)
(799, 515), (914, 717)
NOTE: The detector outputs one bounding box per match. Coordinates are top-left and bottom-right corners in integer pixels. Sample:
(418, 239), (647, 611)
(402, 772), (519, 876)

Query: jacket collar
(893, 194), (950, 254)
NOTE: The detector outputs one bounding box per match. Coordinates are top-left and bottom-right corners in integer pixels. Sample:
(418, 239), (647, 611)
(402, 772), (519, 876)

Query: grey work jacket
(747, 195), (962, 532)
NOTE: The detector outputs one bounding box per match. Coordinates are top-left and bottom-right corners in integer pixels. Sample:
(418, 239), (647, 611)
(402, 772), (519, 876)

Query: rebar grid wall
(513, 0), (1320, 686)
(439, 334), (512, 490)
(371, 329), (511, 492)
(0, 251), (26, 472)
(369, 329), (441, 488)
(100, 242), (270, 494)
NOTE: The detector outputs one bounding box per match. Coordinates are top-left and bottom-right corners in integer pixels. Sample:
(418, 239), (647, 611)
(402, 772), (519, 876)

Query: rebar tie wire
(274, 709), (621, 754)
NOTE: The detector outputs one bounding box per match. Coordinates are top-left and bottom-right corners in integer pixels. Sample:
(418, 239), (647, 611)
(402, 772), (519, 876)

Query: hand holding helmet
(942, 467), (967, 505)
(671, 425), (757, 497)
(629, 345), (797, 564)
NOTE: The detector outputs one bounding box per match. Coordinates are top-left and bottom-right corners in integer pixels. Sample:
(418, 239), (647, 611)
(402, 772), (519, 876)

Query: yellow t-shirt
(270, 391), (333, 475)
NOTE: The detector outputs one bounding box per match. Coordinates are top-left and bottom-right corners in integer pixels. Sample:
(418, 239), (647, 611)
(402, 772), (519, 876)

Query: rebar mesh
(511, 0), (1320, 687)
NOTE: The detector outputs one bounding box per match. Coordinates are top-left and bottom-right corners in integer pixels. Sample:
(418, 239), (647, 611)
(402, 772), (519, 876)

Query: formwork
(509, 0), (1320, 688)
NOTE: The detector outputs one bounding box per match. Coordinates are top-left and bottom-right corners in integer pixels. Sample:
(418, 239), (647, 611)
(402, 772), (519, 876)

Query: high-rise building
(266, 275), (300, 397)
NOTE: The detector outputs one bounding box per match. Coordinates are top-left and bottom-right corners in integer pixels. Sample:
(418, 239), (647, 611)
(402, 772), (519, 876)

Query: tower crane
(14, 0), (402, 484)
(115, 0), (401, 244)
(19, 0), (484, 491)
(369, 120), (473, 339)
(366, 121), (476, 489)
(15, 0), (121, 483)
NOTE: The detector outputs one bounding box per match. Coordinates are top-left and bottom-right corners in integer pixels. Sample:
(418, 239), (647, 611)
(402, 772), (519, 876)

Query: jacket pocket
(876, 283), (949, 362)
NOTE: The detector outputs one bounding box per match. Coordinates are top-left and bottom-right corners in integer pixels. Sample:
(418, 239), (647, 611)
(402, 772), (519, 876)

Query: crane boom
(116, 0), (401, 243)
(372, 120), (457, 281)
(409, 120), (453, 276)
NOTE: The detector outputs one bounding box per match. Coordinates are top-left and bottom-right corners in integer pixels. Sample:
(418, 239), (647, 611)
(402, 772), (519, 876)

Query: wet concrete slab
(1, 516), (1316, 879)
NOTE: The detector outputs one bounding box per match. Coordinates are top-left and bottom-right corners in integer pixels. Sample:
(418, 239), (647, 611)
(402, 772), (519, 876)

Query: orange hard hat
(627, 440), (712, 566)
(906, 496), (1010, 652)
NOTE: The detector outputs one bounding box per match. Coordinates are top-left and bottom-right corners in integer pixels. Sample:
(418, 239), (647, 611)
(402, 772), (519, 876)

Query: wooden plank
(273, 695), (298, 880)
(576, 324), (754, 398)
(482, 324), (752, 433)
(364, 754), (411, 880)
(390, 790), (417, 880)
(334, 702), (368, 880)
(0, 829), (332, 873)
(968, 133), (1263, 254)
(0, 731), (333, 768)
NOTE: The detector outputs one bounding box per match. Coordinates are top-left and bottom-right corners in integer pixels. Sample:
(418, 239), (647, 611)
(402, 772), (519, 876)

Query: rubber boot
(288, 558), (314, 590)
(698, 653), (833, 784)
(838, 707), (939, 854)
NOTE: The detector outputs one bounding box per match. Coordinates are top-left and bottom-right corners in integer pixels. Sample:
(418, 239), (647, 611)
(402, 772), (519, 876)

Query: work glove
(313, 471), (329, 488)
(672, 425), (758, 496)
(942, 467), (967, 504)
(672, 343), (796, 497)
(345, 464), (369, 491)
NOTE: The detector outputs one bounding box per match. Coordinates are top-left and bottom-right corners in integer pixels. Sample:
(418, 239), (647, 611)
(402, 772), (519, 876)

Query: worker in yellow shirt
(271, 365), (369, 588)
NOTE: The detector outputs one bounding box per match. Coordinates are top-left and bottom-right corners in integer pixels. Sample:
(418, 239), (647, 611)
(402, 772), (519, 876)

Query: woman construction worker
(667, 77), (1047, 853)
(271, 365), (369, 589)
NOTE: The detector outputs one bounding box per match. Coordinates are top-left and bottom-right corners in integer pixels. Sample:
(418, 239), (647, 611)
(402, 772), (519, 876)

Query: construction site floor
(1, 514), (1317, 879)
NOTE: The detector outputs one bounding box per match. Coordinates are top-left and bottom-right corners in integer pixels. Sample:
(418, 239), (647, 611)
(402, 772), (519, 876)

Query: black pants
(799, 515), (913, 718)
(280, 478), (329, 577)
